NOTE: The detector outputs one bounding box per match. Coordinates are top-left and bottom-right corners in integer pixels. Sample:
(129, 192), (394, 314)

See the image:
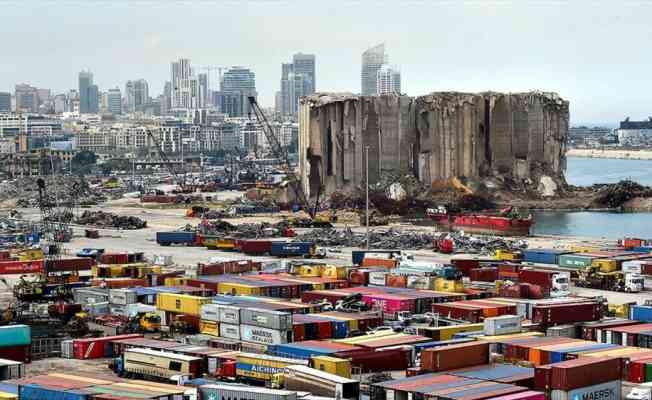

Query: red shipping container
(74, 334), (142, 359)
(348, 270), (369, 286)
(451, 258), (482, 276)
(100, 253), (129, 264)
(46, 257), (95, 272)
(532, 302), (602, 325)
(432, 303), (483, 323)
(533, 364), (553, 391)
(550, 356), (622, 391)
(293, 324), (306, 342)
(486, 391), (545, 400)
(0, 251), (10, 261)
(518, 269), (557, 289)
(90, 278), (147, 288)
(316, 321), (332, 339)
(642, 264), (652, 275)
(0, 260), (44, 274)
(470, 268), (498, 282)
(345, 348), (411, 372)
(0, 345), (30, 363)
(421, 342), (489, 372)
(238, 240), (272, 255)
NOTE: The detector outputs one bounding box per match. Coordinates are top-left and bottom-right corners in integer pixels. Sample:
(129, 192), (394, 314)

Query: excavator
(315, 293), (369, 313)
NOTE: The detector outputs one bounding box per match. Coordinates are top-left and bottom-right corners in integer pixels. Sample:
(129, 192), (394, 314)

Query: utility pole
(365, 145), (370, 249)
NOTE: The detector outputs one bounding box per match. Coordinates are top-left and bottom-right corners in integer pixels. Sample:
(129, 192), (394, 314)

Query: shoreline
(567, 148), (652, 160)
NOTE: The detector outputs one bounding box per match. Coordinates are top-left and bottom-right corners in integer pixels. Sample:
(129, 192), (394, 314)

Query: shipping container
(549, 357), (622, 391)
(108, 288), (138, 305)
(122, 347), (202, 379)
(532, 302), (602, 325)
(45, 258), (95, 272)
(0, 325), (30, 348)
(236, 353), (308, 381)
(484, 315), (522, 336)
(550, 380), (620, 400)
(200, 383), (296, 400)
(558, 254), (597, 269)
(369, 271), (388, 286)
(0, 260), (44, 275)
(240, 325), (291, 345)
(240, 308), (292, 331)
(156, 293), (210, 317)
(218, 305), (241, 324)
(632, 305), (652, 322)
(219, 323), (241, 340)
(200, 303), (221, 322)
(420, 342), (489, 372)
(155, 231), (196, 246)
(522, 249), (571, 265)
(73, 334), (141, 360)
(270, 242), (315, 257)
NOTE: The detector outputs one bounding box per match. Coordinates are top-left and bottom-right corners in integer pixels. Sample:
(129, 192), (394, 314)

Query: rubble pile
(196, 219), (291, 238)
(591, 180), (652, 209)
(436, 232), (528, 254)
(7, 176), (110, 208)
(296, 228), (436, 250)
(75, 211), (147, 230)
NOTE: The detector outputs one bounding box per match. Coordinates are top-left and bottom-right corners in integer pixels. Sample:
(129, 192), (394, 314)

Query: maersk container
(220, 323), (241, 340)
(241, 308), (292, 331)
(550, 380), (620, 400)
(0, 326), (30, 347)
(240, 325), (291, 345)
(522, 249), (571, 265)
(483, 315), (522, 336)
(200, 384), (297, 400)
(631, 305), (652, 322)
(218, 305), (241, 324)
(201, 303), (221, 322)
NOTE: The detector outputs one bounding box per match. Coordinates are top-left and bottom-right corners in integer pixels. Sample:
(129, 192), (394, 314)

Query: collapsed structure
(298, 91), (569, 197)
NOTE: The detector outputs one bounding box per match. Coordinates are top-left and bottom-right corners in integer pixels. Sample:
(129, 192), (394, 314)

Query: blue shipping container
(631, 305), (652, 322)
(522, 249), (571, 265)
(156, 231), (196, 246)
(270, 242), (314, 257)
(19, 384), (88, 400)
(0, 325), (30, 347)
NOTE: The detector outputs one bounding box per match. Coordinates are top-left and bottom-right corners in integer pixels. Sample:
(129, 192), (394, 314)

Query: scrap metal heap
(298, 91), (569, 200)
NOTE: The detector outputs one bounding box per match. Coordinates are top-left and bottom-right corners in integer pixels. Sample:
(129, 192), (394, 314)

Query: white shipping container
(407, 275), (434, 290)
(110, 304), (127, 317)
(483, 315), (521, 336)
(61, 340), (74, 359)
(240, 325), (290, 345)
(220, 323), (241, 340)
(622, 261), (643, 274)
(201, 303), (221, 322)
(124, 303), (156, 318)
(551, 380), (620, 400)
(240, 308), (292, 331)
(546, 325), (577, 338)
(109, 288), (138, 305)
(83, 301), (110, 317)
(369, 271), (387, 286)
(218, 305), (241, 325)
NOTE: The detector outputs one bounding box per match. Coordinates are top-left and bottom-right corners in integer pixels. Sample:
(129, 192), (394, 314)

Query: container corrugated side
(550, 380), (620, 400)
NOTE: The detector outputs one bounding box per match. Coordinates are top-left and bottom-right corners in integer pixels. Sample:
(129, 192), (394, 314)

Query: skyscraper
(198, 73), (209, 107)
(125, 79), (149, 112)
(170, 58), (204, 110)
(279, 53), (316, 117)
(15, 84), (39, 113)
(79, 71), (99, 113)
(162, 81), (172, 115)
(0, 92), (11, 112)
(376, 65), (401, 95)
(292, 53), (316, 94)
(217, 66), (257, 117)
(107, 88), (122, 115)
(361, 44), (387, 96)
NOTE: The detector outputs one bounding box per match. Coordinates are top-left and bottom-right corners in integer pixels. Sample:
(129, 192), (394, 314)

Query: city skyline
(3, 1), (652, 122)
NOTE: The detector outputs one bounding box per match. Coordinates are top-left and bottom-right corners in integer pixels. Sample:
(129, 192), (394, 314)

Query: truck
(113, 347), (203, 381)
(518, 268), (570, 297)
(156, 231), (196, 246)
(575, 266), (644, 293)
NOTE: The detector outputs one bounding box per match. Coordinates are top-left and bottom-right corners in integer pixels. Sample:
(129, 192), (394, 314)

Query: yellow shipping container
(592, 258), (618, 273)
(434, 278), (464, 293)
(0, 392), (17, 399)
(16, 248), (44, 261)
(205, 238), (236, 250)
(495, 250), (521, 261)
(200, 320), (220, 336)
(93, 264), (128, 278)
(334, 331), (398, 344)
(322, 266), (348, 279)
(217, 282), (261, 296)
(418, 323), (484, 341)
(579, 347), (652, 358)
(156, 293), (210, 317)
(570, 245), (601, 253)
(311, 356), (352, 378)
(164, 277), (188, 287)
(299, 265), (323, 277)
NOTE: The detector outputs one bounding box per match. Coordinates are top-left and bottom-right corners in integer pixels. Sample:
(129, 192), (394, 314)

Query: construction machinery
(128, 312), (161, 333)
(248, 97), (317, 219)
(335, 293), (369, 312)
(145, 128), (193, 193)
(575, 266), (644, 292)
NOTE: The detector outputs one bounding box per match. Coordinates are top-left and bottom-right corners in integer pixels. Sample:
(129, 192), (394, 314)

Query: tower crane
(247, 96), (317, 219)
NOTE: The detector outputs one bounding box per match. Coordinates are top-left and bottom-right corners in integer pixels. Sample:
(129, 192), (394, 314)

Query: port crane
(145, 128), (191, 193)
(247, 96), (317, 218)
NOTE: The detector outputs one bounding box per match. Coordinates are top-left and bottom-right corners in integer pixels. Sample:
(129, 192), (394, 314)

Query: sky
(2, 0), (652, 125)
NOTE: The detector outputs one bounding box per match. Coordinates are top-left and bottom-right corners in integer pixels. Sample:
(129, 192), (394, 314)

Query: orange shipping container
(361, 258), (397, 268)
(386, 274), (407, 288)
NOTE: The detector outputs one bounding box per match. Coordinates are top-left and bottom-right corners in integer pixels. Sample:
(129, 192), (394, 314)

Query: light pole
(365, 145), (370, 249)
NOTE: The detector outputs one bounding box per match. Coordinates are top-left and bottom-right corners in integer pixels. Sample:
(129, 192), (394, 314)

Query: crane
(247, 96), (316, 218)
(146, 128), (190, 193)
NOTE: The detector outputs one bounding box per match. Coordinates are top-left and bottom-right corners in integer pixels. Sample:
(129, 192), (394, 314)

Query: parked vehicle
(156, 231), (196, 246)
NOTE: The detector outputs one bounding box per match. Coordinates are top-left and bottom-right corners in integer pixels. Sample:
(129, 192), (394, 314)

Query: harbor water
(532, 156), (652, 239)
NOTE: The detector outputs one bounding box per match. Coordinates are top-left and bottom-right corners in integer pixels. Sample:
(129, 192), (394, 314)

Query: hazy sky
(2, 0), (651, 124)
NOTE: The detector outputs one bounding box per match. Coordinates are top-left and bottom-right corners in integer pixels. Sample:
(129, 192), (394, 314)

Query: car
(76, 248), (105, 258)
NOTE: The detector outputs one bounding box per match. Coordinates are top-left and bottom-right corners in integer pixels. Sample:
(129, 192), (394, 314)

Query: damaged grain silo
(298, 91), (568, 198)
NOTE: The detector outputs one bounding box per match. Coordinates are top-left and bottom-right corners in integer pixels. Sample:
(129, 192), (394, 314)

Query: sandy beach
(567, 148), (652, 160)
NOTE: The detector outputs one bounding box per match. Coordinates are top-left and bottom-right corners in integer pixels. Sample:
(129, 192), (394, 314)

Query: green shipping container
(645, 363), (652, 382)
(558, 254), (596, 269)
(0, 325), (30, 347)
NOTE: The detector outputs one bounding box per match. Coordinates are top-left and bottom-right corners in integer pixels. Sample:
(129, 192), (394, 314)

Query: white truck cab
(625, 273), (645, 293)
(550, 272), (571, 297)
(627, 383), (652, 400)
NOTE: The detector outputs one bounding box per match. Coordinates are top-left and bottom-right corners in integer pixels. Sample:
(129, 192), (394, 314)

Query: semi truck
(518, 268), (570, 297)
(156, 231), (196, 246)
(576, 266), (644, 293)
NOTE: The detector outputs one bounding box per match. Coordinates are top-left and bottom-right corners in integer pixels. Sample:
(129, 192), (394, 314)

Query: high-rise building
(198, 73), (209, 107)
(107, 88), (122, 115)
(125, 79), (149, 112)
(361, 44), (387, 96)
(79, 71), (99, 113)
(162, 81), (172, 115)
(217, 66), (256, 117)
(292, 53), (316, 94)
(279, 53), (316, 117)
(376, 65), (401, 95)
(170, 58), (204, 110)
(53, 94), (66, 114)
(0, 93), (10, 112)
(14, 84), (39, 113)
